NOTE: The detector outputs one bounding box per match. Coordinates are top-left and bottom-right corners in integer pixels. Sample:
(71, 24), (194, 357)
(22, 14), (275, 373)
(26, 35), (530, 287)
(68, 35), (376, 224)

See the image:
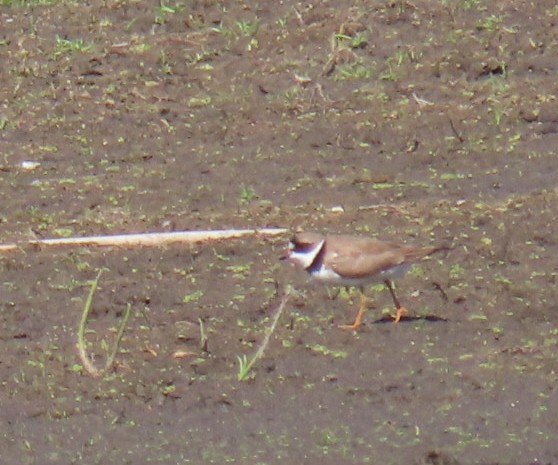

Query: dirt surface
(1, 0), (558, 463)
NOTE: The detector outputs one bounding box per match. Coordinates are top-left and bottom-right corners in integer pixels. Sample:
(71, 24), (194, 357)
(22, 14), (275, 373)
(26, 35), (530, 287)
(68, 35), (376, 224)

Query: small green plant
(158, 50), (173, 75)
(227, 263), (251, 279)
(393, 49), (407, 66)
(182, 289), (204, 303)
(380, 60), (399, 81)
(447, 29), (465, 44)
(239, 184), (257, 203)
(308, 344), (348, 359)
(493, 107), (504, 125)
(55, 35), (93, 56)
(236, 354), (252, 380)
(282, 86), (303, 104)
(463, 0), (480, 8)
(236, 19), (259, 36)
(155, 1), (178, 25)
(275, 17), (287, 28)
(449, 263), (465, 280)
(335, 32), (367, 49)
(335, 62), (374, 80)
(489, 105), (505, 126)
(477, 15), (503, 31)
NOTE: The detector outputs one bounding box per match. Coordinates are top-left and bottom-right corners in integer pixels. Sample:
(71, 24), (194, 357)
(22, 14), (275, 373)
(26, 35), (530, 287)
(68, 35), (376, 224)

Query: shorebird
(282, 232), (445, 329)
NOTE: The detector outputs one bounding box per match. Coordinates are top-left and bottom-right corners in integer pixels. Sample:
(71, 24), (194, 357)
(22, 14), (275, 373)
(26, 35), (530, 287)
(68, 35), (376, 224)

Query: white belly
(308, 263), (411, 286)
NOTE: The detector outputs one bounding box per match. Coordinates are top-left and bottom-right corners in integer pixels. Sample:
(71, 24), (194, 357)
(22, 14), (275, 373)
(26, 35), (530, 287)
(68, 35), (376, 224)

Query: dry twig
(0, 228), (288, 253)
(237, 288), (291, 381)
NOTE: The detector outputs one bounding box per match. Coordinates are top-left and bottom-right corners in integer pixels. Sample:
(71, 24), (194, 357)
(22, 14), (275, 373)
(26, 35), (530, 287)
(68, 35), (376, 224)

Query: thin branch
(0, 227), (288, 253)
(449, 118), (464, 143)
(237, 288), (291, 381)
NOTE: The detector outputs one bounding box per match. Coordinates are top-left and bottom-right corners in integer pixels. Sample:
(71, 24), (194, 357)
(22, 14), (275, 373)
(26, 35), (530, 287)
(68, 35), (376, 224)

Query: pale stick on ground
(0, 228), (288, 253)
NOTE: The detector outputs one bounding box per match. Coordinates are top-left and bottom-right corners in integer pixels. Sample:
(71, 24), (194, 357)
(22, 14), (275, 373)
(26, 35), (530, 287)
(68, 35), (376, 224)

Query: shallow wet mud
(1, 0), (558, 463)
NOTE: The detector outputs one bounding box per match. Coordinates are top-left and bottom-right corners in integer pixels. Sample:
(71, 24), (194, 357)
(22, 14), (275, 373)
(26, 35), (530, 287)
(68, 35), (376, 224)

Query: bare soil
(1, 0), (558, 463)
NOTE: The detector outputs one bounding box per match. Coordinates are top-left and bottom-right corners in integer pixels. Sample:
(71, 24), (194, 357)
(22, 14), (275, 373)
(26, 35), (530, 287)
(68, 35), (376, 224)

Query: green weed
(55, 35), (93, 56)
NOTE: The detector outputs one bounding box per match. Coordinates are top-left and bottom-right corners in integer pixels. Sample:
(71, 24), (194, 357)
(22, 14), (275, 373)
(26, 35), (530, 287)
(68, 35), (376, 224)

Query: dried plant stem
(0, 227), (288, 253)
(77, 270), (132, 377)
(237, 288), (291, 381)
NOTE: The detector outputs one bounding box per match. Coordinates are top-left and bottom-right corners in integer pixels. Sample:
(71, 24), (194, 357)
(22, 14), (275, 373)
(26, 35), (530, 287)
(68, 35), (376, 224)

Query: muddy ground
(1, 0), (558, 463)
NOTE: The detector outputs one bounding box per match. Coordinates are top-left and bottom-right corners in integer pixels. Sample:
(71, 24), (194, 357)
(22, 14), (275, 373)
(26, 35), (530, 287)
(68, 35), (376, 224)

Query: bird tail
(405, 244), (451, 261)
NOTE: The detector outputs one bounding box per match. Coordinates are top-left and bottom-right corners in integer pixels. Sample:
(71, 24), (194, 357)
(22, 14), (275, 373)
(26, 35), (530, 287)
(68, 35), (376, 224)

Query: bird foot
(392, 306), (408, 323)
(338, 322), (362, 331)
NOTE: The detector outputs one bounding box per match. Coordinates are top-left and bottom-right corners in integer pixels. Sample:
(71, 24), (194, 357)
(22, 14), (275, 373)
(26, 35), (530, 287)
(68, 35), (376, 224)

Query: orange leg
(338, 287), (367, 330)
(384, 280), (408, 323)
(392, 305), (409, 323)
